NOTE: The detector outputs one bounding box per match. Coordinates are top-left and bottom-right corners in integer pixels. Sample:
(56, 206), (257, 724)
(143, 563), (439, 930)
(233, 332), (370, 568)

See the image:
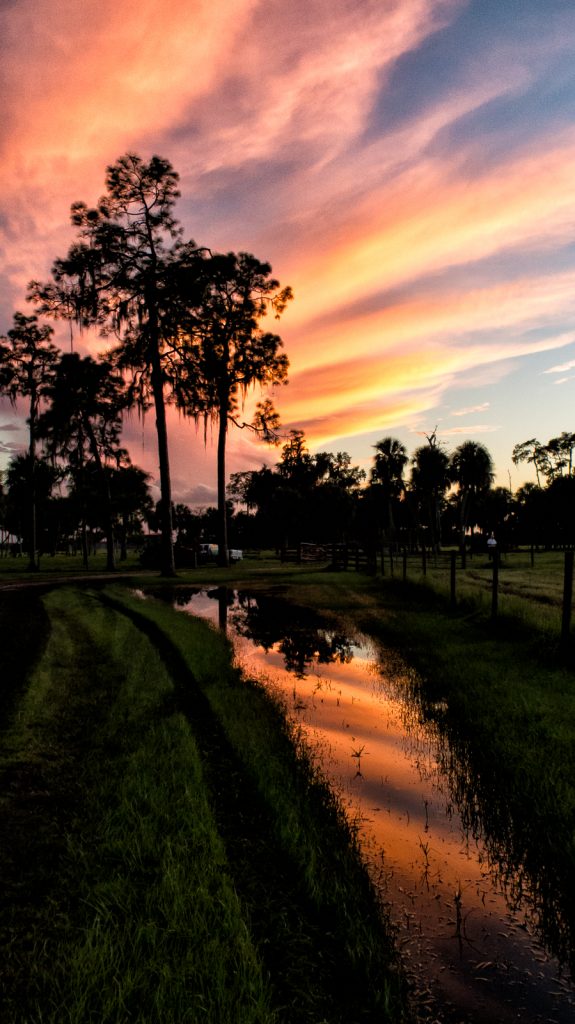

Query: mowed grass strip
(103, 586), (408, 1024)
(0, 586), (274, 1024)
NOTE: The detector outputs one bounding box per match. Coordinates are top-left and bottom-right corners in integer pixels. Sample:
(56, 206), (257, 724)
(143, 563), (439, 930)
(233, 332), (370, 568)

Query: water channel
(159, 585), (575, 1023)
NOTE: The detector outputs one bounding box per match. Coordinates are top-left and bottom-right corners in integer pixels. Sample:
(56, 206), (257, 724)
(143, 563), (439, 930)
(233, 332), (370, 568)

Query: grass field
(399, 547), (573, 637)
(1, 547), (574, 1016)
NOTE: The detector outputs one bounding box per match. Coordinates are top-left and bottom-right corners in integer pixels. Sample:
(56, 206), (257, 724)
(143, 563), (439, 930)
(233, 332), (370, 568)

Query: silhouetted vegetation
(19, 153), (291, 575)
(2, 152), (574, 568)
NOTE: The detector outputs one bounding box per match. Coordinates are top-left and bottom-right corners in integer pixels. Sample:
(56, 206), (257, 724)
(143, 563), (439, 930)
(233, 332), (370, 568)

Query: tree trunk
(85, 421), (116, 571)
(27, 398), (39, 571)
(459, 491), (470, 557)
(81, 519), (89, 569)
(120, 515), (128, 561)
(387, 497), (396, 551)
(217, 391), (230, 568)
(150, 337), (176, 577)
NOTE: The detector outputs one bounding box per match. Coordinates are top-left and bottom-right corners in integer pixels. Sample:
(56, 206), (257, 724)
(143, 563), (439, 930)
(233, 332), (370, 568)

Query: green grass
(399, 547), (572, 637)
(103, 586), (406, 1021)
(0, 584), (408, 1024)
(0, 549), (145, 581)
(1, 587), (273, 1023)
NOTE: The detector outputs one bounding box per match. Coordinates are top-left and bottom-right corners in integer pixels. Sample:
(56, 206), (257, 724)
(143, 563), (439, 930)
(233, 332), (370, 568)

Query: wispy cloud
(544, 357), (575, 374)
(451, 403), (491, 416)
(438, 423), (500, 436)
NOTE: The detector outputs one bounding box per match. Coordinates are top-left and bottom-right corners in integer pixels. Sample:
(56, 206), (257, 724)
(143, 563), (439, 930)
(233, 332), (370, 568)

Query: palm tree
(370, 436), (408, 544)
(449, 440), (494, 553)
(0, 312), (59, 569)
(410, 436), (450, 553)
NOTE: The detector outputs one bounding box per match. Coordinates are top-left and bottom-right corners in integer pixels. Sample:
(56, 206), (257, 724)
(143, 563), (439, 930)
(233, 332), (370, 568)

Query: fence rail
(280, 543), (574, 652)
(392, 546), (574, 653)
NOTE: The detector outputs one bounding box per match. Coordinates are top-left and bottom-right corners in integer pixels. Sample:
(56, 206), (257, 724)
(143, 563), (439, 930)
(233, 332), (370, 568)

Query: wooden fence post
(450, 551), (457, 608)
(421, 544), (427, 576)
(491, 551), (499, 619)
(403, 551), (407, 581)
(561, 550), (574, 650)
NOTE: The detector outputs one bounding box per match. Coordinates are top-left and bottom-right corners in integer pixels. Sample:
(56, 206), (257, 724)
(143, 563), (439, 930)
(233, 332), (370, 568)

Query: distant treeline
(218, 428), (575, 555)
(1, 414), (573, 564)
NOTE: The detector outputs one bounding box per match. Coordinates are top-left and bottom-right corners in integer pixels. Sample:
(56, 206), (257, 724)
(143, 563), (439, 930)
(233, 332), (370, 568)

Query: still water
(164, 586), (575, 1023)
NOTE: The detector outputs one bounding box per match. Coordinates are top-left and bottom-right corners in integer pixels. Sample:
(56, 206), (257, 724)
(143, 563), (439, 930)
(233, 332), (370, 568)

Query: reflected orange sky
(2, 0), (575, 504)
(171, 586), (575, 1020)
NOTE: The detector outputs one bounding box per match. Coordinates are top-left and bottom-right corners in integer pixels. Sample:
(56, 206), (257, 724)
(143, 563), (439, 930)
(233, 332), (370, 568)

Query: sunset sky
(2, 0), (575, 507)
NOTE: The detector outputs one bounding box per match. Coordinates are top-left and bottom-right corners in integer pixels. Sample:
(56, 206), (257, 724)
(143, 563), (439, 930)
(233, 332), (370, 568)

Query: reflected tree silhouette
(234, 591), (354, 677)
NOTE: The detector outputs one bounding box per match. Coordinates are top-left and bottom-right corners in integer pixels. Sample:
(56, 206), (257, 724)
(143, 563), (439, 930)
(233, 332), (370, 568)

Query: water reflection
(232, 591), (354, 677)
(377, 654), (575, 980)
(167, 586), (355, 676)
(157, 586), (575, 1023)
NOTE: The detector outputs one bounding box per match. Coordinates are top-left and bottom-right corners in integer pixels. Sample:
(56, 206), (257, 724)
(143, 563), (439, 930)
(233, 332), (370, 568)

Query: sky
(2, 0), (575, 507)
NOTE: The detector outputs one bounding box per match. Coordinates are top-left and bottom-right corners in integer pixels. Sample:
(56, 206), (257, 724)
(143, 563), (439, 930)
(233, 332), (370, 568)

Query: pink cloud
(3, 0), (575, 498)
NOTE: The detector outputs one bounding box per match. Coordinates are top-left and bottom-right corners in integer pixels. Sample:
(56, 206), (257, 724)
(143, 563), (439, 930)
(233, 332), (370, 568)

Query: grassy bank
(0, 584), (407, 1024)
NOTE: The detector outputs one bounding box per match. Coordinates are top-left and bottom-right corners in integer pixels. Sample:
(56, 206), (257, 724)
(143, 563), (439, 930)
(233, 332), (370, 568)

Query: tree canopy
(174, 250), (292, 566)
(29, 154), (203, 575)
(0, 312), (59, 568)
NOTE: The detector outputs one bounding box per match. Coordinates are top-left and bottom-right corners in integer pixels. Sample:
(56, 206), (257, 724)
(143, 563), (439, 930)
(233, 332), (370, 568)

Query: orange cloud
(0, 0), (461, 308)
(281, 272), (575, 388)
(282, 132), (575, 334)
(275, 280), (575, 447)
(2, 1), (253, 172)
